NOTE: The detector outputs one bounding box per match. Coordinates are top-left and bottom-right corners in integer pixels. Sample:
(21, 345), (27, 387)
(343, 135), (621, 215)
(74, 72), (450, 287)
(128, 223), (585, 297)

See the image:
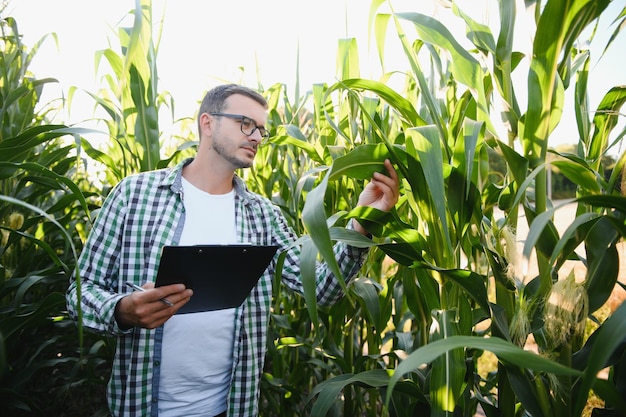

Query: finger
(146, 291), (194, 327)
(149, 283), (188, 300)
(373, 162), (398, 185)
(380, 161), (400, 192)
(134, 282), (185, 306)
(129, 291), (189, 329)
(116, 292), (163, 329)
(370, 178), (399, 209)
(371, 173), (398, 198)
(142, 286), (192, 310)
(375, 159), (398, 182)
(383, 159), (398, 179)
(161, 288), (193, 307)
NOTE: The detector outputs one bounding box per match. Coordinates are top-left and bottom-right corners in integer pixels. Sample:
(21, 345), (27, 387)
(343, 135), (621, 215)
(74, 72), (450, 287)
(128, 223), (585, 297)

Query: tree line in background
(1, 0), (626, 416)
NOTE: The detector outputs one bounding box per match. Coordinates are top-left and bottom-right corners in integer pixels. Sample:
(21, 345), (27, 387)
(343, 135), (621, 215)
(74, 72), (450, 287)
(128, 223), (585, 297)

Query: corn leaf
(406, 126), (453, 262)
(395, 12), (494, 135)
(387, 335), (582, 403)
(327, 143), (392, 181)
(309, 369), (390, 416)
(588, 86), (626, 163)
(551, 159), (602, 193)
(574, 301), (626, 415)
(429, 310), (465, 417)
(301, 170), (347, 297)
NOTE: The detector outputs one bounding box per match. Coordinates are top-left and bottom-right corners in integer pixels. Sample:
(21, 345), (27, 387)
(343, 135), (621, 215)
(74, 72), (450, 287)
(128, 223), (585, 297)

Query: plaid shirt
(66, 158), (367, 416)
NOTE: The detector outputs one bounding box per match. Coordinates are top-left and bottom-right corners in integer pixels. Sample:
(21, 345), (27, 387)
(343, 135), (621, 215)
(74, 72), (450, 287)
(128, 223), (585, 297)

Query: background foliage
(1, 0), (625, 416)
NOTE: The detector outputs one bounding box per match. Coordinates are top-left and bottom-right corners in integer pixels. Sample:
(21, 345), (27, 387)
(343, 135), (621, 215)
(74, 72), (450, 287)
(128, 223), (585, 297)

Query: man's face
(208, 94), (268, 169)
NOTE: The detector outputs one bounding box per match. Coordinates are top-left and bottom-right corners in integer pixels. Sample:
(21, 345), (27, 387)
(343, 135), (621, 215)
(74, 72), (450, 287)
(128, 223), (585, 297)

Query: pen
(125, 282), (174, 307)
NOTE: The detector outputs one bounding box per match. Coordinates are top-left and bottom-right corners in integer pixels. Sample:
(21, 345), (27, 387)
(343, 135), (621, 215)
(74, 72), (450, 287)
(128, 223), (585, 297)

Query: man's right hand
(115, 283), (193, 329)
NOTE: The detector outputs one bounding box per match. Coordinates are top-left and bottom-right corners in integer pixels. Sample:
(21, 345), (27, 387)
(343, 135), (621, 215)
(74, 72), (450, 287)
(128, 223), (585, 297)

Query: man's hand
(353, 159), (400, 235)
(115, 282), (193, 330)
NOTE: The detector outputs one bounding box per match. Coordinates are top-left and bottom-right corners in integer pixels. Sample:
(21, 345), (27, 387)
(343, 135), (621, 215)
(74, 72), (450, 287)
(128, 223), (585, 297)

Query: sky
(6, 0), (626, 153)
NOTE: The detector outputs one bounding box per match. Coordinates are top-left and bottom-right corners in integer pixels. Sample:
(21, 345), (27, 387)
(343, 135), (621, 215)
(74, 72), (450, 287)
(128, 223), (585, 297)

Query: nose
(248, 129), (263, 144)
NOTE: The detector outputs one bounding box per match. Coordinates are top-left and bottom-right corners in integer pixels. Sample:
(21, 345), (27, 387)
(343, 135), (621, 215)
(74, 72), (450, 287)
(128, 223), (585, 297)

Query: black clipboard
(155, 244), (278, 314)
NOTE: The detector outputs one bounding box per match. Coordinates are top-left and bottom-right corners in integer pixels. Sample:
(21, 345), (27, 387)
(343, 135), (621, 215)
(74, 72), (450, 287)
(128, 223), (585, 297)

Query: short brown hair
(197, 84), (267, 135)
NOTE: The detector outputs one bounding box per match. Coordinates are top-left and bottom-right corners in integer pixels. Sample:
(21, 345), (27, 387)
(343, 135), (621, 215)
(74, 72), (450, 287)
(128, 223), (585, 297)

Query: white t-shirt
(158, 177), (237, 417)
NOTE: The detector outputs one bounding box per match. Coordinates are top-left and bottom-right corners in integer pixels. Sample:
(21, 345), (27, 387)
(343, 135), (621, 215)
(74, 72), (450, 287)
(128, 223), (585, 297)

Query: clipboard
(155, 244), (279, 314)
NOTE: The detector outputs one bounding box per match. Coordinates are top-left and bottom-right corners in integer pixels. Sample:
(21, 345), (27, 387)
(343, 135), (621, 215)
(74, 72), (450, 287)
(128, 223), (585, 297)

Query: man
(67, 84), (399, 416)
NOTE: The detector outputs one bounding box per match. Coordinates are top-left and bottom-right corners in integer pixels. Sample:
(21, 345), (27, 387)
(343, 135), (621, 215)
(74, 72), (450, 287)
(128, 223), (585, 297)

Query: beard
(211, 131), (255, 169)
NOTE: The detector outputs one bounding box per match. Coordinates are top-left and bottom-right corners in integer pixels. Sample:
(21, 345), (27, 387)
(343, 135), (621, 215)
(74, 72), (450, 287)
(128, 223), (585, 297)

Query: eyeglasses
(209, 113), (270, 141)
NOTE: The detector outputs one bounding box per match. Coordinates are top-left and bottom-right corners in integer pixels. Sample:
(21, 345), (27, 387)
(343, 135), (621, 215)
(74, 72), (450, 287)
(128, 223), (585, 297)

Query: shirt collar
(159, 157), (252, 202)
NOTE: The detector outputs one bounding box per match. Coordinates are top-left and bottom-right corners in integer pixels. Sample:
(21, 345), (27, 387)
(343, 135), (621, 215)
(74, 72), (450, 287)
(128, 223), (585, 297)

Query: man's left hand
(353, 159), (399, 235)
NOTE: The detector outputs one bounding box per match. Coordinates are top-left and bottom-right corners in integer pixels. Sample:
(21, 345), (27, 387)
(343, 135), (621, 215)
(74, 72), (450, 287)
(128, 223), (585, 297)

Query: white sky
(6, 0), (626, 153)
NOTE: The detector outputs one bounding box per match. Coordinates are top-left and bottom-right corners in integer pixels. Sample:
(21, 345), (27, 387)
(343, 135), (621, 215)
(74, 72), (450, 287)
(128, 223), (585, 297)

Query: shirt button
(154, 361), (160, 366)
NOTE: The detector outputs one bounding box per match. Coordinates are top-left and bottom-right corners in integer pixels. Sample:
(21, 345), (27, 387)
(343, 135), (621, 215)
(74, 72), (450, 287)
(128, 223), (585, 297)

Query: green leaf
(301, 170), (348, 298)
(352, 278), (384, 332)
(437, 269), (490, 316)
(496, 139), (529, 187)
(2, 78), (57, 110)
(372, 13), (392, 72)
(0, 125), (74, 162)
(327, 143), (392, 181)
(0, 195), (79, 277)
(129, 64), (161, 172)
(273, 125), (325, 164)
(326, 78), (425, 126)
(79, 137), (123, 180)
(521, 203), (561, 264)
(395, 12), (494, 134)
(0, 161), (92, 226)
(337, 38), (360, 80)
(406, 126), (453, 260)
(0, 292), (65, 339)
(575, 55), (591, 141)
(309, 369), (390, 416)
(446, 167), (480, 241)
(551, 159), (601, 193)
(387, 336), (582, 404)
(584, 217), (620, 312)
(589, 86), (626, 163)
(453, 3), (496, 54)
(523, 0), (610, 166)
(547, 212), (600, 267)
(395, 12), (480, 89)
(328, 227), (377, 248)
(577, 194), (626, 213)
(403, 267), (440, 331)
(505, 366), (550, 417)
(300, 236), (320, 327)
(429, 310), (465, 416)
(573, 301), (626, 415)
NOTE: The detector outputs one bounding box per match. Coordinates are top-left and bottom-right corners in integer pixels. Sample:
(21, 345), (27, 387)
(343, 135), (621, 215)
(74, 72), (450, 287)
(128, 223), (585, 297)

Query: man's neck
(182, 158), (235, 195)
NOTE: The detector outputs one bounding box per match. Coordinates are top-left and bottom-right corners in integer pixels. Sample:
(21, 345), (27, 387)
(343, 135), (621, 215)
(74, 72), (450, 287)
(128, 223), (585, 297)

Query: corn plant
(3, 0), (626, 415)
(287, 0), (626, 416)
(0, 11), (112, 416)
(69, 0), (191, 189)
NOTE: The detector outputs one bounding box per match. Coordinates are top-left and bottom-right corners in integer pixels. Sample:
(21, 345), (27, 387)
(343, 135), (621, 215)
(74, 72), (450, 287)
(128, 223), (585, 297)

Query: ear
(199, 112), (213, 139)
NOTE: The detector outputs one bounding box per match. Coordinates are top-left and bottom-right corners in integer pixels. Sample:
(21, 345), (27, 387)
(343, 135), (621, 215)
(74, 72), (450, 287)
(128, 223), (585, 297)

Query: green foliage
(0, 11), (112, 416)
(267, 1), (626, 416)
(2, 0), (626, 416)
(69, 0), (191, 187)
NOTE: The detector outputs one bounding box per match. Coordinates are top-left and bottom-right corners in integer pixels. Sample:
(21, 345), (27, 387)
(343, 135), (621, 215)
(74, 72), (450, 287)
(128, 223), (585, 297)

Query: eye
(240, 117), (254, 129)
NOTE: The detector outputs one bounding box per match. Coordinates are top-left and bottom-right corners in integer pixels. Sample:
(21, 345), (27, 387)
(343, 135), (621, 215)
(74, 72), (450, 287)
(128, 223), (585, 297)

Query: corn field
(1, 0), (626, 416)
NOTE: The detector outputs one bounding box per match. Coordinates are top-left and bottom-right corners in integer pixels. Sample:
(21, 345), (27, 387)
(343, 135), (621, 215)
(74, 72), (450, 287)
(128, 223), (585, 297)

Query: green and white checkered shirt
(66, 158), (367, 416)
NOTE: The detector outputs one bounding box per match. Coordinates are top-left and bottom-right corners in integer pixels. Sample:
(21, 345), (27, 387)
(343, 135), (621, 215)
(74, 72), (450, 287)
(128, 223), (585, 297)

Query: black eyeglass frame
(209, 112), (270, 141)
